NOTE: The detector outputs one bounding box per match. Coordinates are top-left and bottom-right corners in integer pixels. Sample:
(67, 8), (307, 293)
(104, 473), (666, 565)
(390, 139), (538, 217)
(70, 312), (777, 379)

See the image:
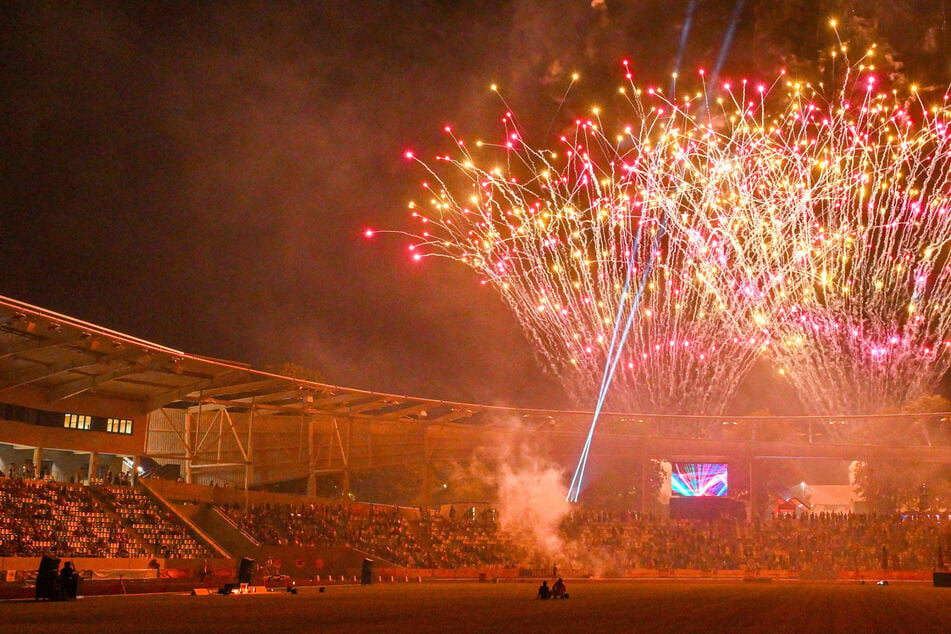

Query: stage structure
(2, 295), (951, 512)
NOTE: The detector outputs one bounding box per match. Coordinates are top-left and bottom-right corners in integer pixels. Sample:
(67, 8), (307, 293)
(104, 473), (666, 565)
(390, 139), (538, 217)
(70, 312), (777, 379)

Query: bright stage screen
(670, 463), (728, 497)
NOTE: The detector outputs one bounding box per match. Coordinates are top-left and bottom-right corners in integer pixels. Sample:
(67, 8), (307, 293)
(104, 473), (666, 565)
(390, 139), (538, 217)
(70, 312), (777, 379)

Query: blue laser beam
(707, 0), (746, 92)
(567, 217), (669, 502)
(669, 0), (698, 96)
(567, 224), (646, 500)
(567, 233), (643, 501)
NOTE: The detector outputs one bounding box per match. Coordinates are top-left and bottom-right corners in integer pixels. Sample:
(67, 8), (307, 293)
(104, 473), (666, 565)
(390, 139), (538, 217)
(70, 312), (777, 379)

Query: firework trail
(396, 45), (951, 426)
(764, 83), (951, 415)
(401, 77), (788, 416)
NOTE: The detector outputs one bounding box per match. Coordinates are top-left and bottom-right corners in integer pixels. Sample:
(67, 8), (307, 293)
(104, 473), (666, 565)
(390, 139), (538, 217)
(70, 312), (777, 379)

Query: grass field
(5, 580), (951, 632)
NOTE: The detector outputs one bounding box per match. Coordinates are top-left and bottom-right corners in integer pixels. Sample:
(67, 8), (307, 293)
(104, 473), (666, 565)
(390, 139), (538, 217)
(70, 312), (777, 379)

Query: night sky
(2, 1), (949, 412)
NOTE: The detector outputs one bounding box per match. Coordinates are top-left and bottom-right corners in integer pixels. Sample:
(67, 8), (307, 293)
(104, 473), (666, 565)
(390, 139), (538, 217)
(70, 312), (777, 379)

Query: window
(106, 418), (133, 435)
(63, 413), (91, 430)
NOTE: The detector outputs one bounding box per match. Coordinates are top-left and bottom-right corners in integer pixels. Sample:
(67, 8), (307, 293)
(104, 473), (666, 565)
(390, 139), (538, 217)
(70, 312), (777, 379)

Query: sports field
(5, 580), (951, 633)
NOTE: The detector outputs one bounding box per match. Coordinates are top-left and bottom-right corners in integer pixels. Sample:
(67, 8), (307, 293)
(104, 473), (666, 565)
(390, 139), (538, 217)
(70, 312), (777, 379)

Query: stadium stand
(3, 471), (951, 585)
(219, 500), (951, 574)
(220, 502), (522, 568)
(0, 478), (144, 558)
(4, 296), (951, 594)
(561, 510), (951, 574)
(96, 485), (212, 559)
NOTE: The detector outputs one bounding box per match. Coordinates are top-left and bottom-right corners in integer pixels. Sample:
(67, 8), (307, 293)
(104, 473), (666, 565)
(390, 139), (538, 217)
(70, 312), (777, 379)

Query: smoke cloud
(495, 456), (571, 559)
(462, 418), (572, 562)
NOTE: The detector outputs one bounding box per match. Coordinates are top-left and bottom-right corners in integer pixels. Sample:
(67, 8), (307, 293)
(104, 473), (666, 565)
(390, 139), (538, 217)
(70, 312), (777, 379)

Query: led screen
(670, 463), (728, 497)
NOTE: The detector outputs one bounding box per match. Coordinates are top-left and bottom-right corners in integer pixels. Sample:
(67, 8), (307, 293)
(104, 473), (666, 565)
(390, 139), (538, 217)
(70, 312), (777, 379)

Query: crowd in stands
(421, 510), (523, 568)
(222, 502), (951, 574)
(2, 460), (131, 486)
(0, 478), (143, 558)
(561, 510), (951, 573)
(6, 461), (42, 480)
(222, 503), (524, 568)
(4, 470), (951, 576)
(223, 503), (432, 566)
(97, 485), (211, 560)
(0, 475), (209, 559)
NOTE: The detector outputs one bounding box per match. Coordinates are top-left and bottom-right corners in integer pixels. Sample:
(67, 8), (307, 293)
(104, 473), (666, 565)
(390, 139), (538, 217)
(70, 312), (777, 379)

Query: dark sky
(1, 1), (948, 412)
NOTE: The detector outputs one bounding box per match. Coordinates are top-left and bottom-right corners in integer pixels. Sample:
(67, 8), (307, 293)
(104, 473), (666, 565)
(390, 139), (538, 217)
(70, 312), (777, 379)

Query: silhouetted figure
(198, 559), (210, 582)
(58, 561), (77, 600)
(537, 580), (550, 599)
(552, 577), (568, 599)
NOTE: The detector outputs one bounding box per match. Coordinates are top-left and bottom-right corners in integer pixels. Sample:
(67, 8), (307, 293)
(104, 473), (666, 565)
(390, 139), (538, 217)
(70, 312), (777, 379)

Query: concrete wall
(147, 479), (422, 519)
(0, 416), (141, 457)
(0, 384), (146, 456)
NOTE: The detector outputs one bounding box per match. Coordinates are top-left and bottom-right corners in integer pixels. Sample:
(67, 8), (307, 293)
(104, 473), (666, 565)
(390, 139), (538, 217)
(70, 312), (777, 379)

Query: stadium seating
(97, 485), (211, 559)
(221, 502), (525, 568)
(3, 475), (950, 577)
(220, 501), (951, 574)
(0, 477), (211, 560)
(0, 478), (144, 557)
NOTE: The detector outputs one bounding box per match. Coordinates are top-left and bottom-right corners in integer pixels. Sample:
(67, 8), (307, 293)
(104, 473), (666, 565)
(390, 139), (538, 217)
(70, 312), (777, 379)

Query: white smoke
(465, 417), (572, 562)
(495, 456), (570, 558)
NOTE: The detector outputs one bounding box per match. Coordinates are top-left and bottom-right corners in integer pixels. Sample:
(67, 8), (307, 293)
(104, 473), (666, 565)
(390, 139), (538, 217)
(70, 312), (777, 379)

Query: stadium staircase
(176, 504), (259, 560)
(87, 487), (154, 555)
(128, 481), (411, 575)
(136, 481), (229, 558)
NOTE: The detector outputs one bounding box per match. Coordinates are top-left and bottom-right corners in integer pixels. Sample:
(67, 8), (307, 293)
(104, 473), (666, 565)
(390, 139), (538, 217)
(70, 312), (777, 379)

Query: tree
(853, 395), (951, 513)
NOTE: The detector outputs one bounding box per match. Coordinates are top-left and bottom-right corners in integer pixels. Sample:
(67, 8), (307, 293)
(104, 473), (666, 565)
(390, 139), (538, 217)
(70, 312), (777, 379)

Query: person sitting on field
(551, 577), (568, 599)
(537, 580), (550, 599)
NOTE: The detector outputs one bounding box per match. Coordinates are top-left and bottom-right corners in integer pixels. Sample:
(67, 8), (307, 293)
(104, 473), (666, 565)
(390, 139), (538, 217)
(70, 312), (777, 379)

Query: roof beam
(141, 369), (250, 412)
(0, 345), (145, 392)
(229, 389), (308, 406)
(392, 402), (433, 419)
(0, 355), (98, 391)
(430, 408), (478, 424)
(0, 331), (91, 361)
(309, 392), (376, 410)
(48, 355), (157, 401)
(196, 378), (288, 399)
(342, 398), (396, 415)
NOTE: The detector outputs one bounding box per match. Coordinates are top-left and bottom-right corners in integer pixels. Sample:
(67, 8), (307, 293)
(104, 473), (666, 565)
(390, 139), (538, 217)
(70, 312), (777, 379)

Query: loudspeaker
(237, 558), (255, 585)
(191, 588), (211, 596)
(361, 559), (373, 585)
(35, 555), (60, 600)
(934, 572), (951, 587)
(219, 583), (240, 595)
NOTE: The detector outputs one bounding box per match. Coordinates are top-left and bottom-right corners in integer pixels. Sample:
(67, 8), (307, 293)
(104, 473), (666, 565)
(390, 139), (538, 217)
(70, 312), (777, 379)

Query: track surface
(5, 580), (951, 633)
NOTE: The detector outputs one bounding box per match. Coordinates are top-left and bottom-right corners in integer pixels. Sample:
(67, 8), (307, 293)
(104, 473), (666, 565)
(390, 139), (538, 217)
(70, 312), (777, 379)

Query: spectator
(537, 580), (550, 599)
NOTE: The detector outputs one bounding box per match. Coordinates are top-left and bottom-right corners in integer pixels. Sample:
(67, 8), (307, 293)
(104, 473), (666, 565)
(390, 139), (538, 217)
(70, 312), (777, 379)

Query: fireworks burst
(398, 52), (951, 418)
(765, 82), (951, 415)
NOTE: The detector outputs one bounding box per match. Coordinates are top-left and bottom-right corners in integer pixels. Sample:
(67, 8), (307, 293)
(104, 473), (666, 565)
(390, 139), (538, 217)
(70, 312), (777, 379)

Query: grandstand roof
(0, 294), (483, 424)
(5, 294), (951, 467)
